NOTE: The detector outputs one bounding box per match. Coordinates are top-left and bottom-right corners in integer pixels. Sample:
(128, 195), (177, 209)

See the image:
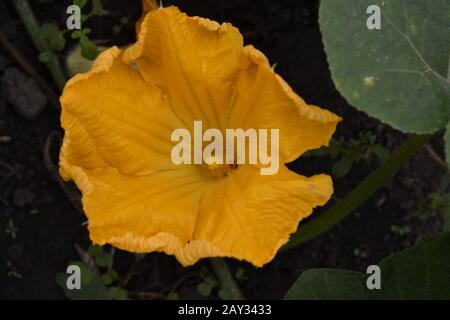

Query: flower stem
(283, 133), (432, 250)
(11, 0), (66, 90)
(209, 258), (244, 300)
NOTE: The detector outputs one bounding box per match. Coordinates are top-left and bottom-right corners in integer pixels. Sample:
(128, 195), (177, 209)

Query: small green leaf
(101, 270), (118, 285)
(71, 28), (90, 39)
(108, 270), (119, 281)
(91, 0), (109, 17)
(49, 36), (66, 52)
(108, 287), (128, 300)
(79, 35), (98, 60)
(197, 282), (212, 297)
(74, 0), (88, 9)
(40, 23), (59, 39)
(166, 292), (179, 300)
(95, 253), (112, 267)
(88, 244), (103, 257)
(218, 288), (234, 300)
(38, 51), (54, 63)
(40, 23), (66, 52)
(332, 157), (354, 178)
(101, 273), (112, 285)
(71, 30), (83, 39)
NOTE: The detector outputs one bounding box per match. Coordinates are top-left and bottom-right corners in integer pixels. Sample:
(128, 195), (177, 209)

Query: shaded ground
(0, 0), (446, 299)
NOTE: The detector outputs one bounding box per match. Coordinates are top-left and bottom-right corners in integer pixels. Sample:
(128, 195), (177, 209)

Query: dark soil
(0, 0), (446, 299)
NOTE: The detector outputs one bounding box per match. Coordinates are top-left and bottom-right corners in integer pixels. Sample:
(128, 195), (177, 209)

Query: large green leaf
(319, 0), (450, 142)
(285, 232), (450, 299)
(285, 269), (367, 299)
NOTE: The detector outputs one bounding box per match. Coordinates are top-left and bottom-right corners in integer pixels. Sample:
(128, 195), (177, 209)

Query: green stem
(209, 258), (244, 300)
(283, 134), (432, 250)
(11, 0), (66, 90)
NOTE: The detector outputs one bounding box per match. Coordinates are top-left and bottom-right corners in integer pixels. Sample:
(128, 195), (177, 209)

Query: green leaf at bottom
(285, 232), (450, 299)
(79, 35), (98, 60)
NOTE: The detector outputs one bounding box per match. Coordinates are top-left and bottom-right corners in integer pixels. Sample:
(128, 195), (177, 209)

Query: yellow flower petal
(68, 163), (332, 267)
(184, 165), (333, 267)
(136, 0), (159, 36)
(60, 46), (185, 178)
(228, 45), (341, 162)
(62, 164), (212, 255)
(128, 9), (340, 161)
(124, 6), (244, 131)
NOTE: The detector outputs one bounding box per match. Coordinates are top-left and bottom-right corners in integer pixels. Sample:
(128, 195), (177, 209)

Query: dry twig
(424, 144), (448, 170)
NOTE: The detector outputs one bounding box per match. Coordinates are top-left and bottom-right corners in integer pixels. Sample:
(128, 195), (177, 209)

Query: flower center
(204, 155), (238, 179)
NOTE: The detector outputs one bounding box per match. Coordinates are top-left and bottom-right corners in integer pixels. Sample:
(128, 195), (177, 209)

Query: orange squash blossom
(59, 6), (341, 267)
